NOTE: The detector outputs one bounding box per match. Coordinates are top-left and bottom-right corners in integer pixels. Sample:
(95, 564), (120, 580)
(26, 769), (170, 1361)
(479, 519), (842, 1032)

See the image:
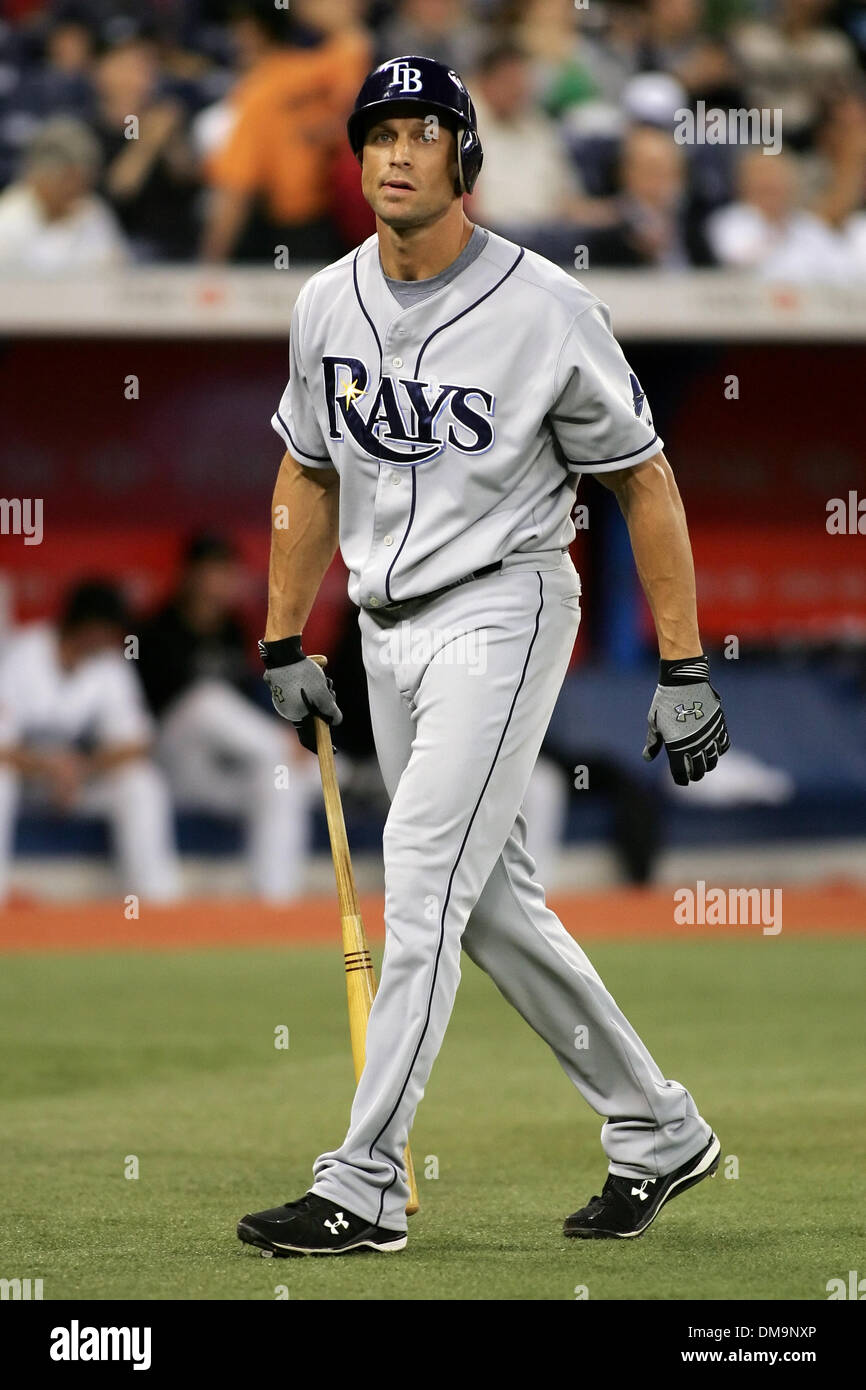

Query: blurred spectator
(93, 36), (198, 261)
(469, 43), (585, 238)
(0, 115), (128, 269)
(641, 0), (742, 107)
(803, 93), (866, 230)
(573, 0), (646, 106)
(0, 6), (98, 185)
(509, 0), (600, 116)
(731, 0), (860, 149)
(136, 533), (318, 902)
(0, 580), (181, 904)
(583, 123), (709, 267)
(376, 0), (486, 73)
(16, 7), (96, 120)
(705, 146), (861, 280)
(201, 0), (369, 263)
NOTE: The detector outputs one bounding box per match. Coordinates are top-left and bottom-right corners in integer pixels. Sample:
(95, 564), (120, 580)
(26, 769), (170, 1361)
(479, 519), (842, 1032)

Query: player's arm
(596, 450), (730, 785)
(595, 450), (699, 660)
(265, 450), (340, 637)
(200, 187), (253, 263)
(260, 450), (343, 751)
(88, 743), (151, 773)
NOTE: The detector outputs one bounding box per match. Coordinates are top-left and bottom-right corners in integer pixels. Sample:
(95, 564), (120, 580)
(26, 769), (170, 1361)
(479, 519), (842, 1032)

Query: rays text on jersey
(323, 356), (495, 465)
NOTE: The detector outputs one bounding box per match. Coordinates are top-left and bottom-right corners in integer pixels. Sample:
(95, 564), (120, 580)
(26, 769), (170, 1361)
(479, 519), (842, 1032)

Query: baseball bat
(309, 656), (420, 1216)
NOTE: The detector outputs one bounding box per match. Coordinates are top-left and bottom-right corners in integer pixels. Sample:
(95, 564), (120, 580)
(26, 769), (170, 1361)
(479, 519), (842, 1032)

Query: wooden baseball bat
(309, 656), (420, 1216)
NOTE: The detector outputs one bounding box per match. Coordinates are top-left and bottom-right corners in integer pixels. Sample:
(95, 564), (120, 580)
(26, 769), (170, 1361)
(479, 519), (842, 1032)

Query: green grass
(0, 937), (863, 1300)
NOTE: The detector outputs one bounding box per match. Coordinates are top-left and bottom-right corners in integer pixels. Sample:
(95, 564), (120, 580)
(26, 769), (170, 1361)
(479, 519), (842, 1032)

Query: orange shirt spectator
(203, 23), (370, 261)
(210, 33), (369, 225)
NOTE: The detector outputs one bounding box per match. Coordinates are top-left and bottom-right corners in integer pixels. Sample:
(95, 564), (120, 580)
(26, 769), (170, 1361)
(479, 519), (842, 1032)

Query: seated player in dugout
(238, 57), (731, 1256)
(136, 533), (320, 901)
(0, 580), (181, 904)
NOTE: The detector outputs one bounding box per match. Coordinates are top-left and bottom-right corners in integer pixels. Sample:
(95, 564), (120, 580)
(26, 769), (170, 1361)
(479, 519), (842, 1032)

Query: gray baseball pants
(311, 551), (711, 1231)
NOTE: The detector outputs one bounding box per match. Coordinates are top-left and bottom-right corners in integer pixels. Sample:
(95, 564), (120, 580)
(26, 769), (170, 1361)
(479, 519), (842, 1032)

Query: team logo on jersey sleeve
(322, 356), (495, 465)
(629, 371), (652, 425)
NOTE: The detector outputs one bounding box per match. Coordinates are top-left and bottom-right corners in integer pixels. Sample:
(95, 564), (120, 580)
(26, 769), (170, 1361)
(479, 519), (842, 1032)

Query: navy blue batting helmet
(347, 55), (483, 196)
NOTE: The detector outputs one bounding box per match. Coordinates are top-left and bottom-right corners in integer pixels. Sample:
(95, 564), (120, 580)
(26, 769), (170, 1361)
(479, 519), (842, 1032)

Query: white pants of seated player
(311, 555), (711, 1232)
(521, 754), (570, 888)
(156, 679), (318, 901)
(0, 758), (181, 902)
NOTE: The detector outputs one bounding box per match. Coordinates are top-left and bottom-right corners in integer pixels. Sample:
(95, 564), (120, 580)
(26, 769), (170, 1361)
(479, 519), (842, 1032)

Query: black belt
(375, 560), (502, 614)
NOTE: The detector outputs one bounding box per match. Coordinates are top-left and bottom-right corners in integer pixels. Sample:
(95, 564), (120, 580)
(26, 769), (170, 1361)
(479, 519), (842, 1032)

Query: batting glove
(643, 655), (730, 786)
(258, 635), (342, 754)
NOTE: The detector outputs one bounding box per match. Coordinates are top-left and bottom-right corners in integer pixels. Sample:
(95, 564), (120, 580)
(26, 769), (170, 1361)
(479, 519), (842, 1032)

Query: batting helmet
(347, 55), (484, 196)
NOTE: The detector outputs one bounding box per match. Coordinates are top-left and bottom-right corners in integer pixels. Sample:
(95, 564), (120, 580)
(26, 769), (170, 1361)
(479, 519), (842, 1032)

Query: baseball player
(238, 56), (729, 1256)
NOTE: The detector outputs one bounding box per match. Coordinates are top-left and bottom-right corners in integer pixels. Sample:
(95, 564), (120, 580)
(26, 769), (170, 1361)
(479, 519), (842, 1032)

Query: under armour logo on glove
(644, 655), (730, 786)
(324, 1212), (349, 1235)
(674, 701), (704, 722)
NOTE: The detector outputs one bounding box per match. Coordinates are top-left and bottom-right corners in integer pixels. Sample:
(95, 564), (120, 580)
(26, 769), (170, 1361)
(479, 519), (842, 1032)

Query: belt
(370, 560), (503, 615)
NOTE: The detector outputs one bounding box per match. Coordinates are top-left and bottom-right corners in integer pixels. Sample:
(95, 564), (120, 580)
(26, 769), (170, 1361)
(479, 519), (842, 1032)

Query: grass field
(1, 935), (864, 1301)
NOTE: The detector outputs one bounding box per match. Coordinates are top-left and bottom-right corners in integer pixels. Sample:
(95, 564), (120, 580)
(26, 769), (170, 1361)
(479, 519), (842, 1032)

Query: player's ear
(444, 129), (461, 197)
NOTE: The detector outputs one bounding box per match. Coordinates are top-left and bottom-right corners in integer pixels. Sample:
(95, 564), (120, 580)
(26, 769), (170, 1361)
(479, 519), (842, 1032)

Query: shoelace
(284, 1194), (316, 1214)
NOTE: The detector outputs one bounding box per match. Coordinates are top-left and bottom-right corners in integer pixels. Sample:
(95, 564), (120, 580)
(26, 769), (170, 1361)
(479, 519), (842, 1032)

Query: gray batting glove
(643, 655), (730, 787)
(258, 636), (342, 754)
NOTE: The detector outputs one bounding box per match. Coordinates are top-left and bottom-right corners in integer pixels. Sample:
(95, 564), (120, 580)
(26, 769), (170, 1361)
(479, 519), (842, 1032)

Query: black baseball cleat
(237, 1192), (407, 1257)
(563, 1132), (721, 1240)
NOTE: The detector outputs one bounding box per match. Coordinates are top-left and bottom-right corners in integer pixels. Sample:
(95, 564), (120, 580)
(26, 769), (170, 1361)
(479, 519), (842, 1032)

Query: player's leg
(310, 562), (581, 1231)
(84, 758), (182, 902)
(157, 680), (316, 899)
(520, 754), (570, 889)
(460, 818), (712, 1178)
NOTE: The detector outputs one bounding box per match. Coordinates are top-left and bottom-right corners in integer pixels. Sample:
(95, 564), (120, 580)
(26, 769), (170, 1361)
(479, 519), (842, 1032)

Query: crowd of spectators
(0, 0), (865, 276)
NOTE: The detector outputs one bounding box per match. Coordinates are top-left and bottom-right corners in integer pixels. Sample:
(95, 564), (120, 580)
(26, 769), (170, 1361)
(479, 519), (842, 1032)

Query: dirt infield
(0, 885), (863, 952)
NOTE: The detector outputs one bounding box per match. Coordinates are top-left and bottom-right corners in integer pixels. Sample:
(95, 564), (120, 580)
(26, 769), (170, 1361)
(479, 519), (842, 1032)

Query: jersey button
(391, 473), (401, 484)
(369, 597), (380, 607)
(383, 535), (394, 546)
(392, 357), (403, 369)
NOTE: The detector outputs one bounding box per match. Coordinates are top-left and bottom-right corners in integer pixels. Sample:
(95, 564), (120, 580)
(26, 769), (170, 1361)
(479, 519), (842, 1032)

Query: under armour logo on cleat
(674, 702), (704, 722)
(631, 1181), (653, 1201)
(324, 1212), (350, 1235)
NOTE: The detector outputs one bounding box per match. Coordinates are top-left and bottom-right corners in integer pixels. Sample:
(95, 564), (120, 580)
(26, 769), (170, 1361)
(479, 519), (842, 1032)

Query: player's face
(361, 113), (459, 229)
(62, 621), (121, 668)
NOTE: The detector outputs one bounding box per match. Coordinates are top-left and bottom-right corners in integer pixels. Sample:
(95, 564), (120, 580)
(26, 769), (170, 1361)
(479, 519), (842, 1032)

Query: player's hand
(258, 636), (342, 754)
(643, 656), (730, 786)
(42, 749), (89, 809)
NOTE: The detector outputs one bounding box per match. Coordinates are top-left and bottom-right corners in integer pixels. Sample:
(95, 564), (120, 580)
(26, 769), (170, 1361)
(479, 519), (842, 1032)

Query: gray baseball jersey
(272, 229), (663, 609)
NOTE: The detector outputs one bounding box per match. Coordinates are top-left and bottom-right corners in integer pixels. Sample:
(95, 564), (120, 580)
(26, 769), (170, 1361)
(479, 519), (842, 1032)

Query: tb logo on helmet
(382, 61), (424, 94)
